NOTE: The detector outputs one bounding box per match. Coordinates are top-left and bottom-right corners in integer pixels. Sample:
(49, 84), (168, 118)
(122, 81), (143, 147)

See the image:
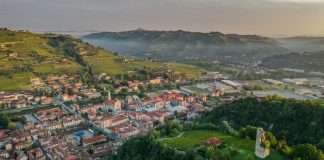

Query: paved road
(158, 131), (186, 141)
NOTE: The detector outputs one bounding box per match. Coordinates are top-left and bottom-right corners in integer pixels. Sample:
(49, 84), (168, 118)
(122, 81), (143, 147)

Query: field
(0, 30), (208, 91)
(181, 85), (209, 94)
(84, 50), (206, 78)
(167, 63), (206, 78)
(243, 80), (275, 90)
(162, 130), (286, 160)
(0, 72), (35, 91)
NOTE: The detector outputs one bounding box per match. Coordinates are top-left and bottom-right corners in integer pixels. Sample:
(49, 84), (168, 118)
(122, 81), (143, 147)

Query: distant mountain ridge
(275, 36), (324, 53)
(261, 50), (324, 72)
(82, 29), (289, 64)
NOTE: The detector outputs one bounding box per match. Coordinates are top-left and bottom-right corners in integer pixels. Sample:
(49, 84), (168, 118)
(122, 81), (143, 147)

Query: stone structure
(255, 128), (270, 158)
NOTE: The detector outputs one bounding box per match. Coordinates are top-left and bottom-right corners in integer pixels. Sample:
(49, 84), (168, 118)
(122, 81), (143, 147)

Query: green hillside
(82, 29), (289, 64)
(261, 51), (324, 72)
(0, 28), (205, 91)
(275, 37), (324, 53)
(162, 130), (286, 160)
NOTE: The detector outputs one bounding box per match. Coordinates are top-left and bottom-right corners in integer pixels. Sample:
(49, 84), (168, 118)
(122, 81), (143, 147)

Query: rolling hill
(261, 50), (324, 72)
(0, 28), (205, 91)
(82, 29), (289, 64)
(275, 37), (324, 53)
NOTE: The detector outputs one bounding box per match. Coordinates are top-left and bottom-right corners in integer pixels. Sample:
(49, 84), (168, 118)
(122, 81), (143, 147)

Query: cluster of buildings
(0, 90), (33, 109)
(0, 106), (113, 160)
(5, 70), (324, 159)
(199, 72), (229, 80)
(253, 78), (324, 100)
(77, 90), (210, 142)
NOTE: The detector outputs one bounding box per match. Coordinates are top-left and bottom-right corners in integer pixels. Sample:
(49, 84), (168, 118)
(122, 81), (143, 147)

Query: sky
(0, 0), (324, 36)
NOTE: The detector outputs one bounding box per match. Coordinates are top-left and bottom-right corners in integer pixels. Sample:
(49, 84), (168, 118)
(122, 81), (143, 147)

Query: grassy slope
(83, 50), (206, 78)
(0, 30), (82, 91)
(162, 130), (286, 160)
(0, 72), (35, 91)
(0, 30), (206, 91)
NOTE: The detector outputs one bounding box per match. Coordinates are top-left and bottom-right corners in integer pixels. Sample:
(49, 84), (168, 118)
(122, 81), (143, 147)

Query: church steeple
(108, 90), (111, 100)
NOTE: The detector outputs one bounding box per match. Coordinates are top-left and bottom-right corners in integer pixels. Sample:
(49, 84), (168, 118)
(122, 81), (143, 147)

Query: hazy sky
(1, 0), (324, 36)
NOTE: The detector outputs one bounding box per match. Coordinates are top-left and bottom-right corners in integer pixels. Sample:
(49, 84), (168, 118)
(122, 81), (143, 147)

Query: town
(1, 68), (324, 160)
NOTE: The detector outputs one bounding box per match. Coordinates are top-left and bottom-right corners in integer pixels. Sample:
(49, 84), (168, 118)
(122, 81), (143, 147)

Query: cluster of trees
(0, 113), (16, 129)
(202, 146), (238, 160)
(0, 65), (33, 77)
(48, 36), (95, 84)
(5, 104), (56, 117)
(156, 120), (185, 137)
(112, 129), (239, 160)
(0, 103), (9, 111)
(204, 97), (324, 150)
(239, 126), (324, 159)
(27, 51), (46, 63)
(203, 96), (324, 158)
(111, 134), (198, 160)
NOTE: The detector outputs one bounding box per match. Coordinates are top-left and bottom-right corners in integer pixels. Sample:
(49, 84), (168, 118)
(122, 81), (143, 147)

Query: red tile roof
(205, 138), (222, 145)
(83, 135), (106, 145)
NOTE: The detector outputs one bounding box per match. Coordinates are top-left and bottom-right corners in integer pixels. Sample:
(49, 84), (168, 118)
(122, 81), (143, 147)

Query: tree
(204, 97), (324, 150)
(149, 130), (160, 139)
(265, 131), (277, 148)
(276, 140), (292, 156)
(239, 126), (257, 140)
(0, 114), (10, 128)
(7, 122), (16, 130)
(261, 140), (271, 149)
(291, 144), (324, 160)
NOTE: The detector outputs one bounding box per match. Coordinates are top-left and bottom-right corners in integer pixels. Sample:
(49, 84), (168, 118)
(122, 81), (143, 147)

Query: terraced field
(0, 29), (206, 91)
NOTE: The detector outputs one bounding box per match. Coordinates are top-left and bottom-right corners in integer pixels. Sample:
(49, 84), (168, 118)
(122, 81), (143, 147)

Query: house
(149, 77), (162, 85)
(199, 94), (207, 102)
(83, 135), (106, 147)
(15, 141), (33, 150)
(42, 97), (52, 105)
(12, 132), (32, 142)
(30, 78), (43, 86)
(204, 138), (222, 146)
(212, 89), (222, 97)
(283, 78), (307, 85)
(27, 147), (45, 160)
(46, 121), (62, 131)
(114, 86), (127, 93)
(104, 99), (122, 112)
(16, 151), (28, 160)
(147, 110), (172, 124)
(10, 99), (28, 108)
(128, 81), (140, 90)
(188, 96), (195, 102)
(62, 116), (83, 128)
(108, 123), (140, 141)
(221, 80), (240, 88)
(95, 115), (114, 128)
(81, 143), (113, 159)
(71, 104), (80, 111)
(0, 130), (5, 138)
(0, 150), (9, 159)
(8, 52), (18, 58)
(263, 79), (283, 85)
(81, 89), (101, 99)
